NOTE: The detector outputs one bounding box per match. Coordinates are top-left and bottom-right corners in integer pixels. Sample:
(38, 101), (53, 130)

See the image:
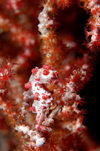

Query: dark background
(81, 52), (100, 144)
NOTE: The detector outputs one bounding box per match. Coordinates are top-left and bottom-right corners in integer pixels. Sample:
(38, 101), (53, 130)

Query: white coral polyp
(38, 4), (53, 38)
(15, 125), (45, 147)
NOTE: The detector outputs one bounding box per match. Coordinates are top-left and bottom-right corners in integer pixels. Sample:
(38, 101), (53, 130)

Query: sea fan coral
(0, 0), (100, 150)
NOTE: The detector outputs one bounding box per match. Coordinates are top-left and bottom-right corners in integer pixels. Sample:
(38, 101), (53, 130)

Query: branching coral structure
(0, 0), (100, 151)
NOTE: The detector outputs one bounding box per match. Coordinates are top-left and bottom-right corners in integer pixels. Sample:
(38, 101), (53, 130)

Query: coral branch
(79, 0), (100, 51)
(38, 0), (63, 69)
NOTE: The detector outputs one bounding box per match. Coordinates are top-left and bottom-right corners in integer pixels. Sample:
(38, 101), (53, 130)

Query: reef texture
(0, 0), (100, 151)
